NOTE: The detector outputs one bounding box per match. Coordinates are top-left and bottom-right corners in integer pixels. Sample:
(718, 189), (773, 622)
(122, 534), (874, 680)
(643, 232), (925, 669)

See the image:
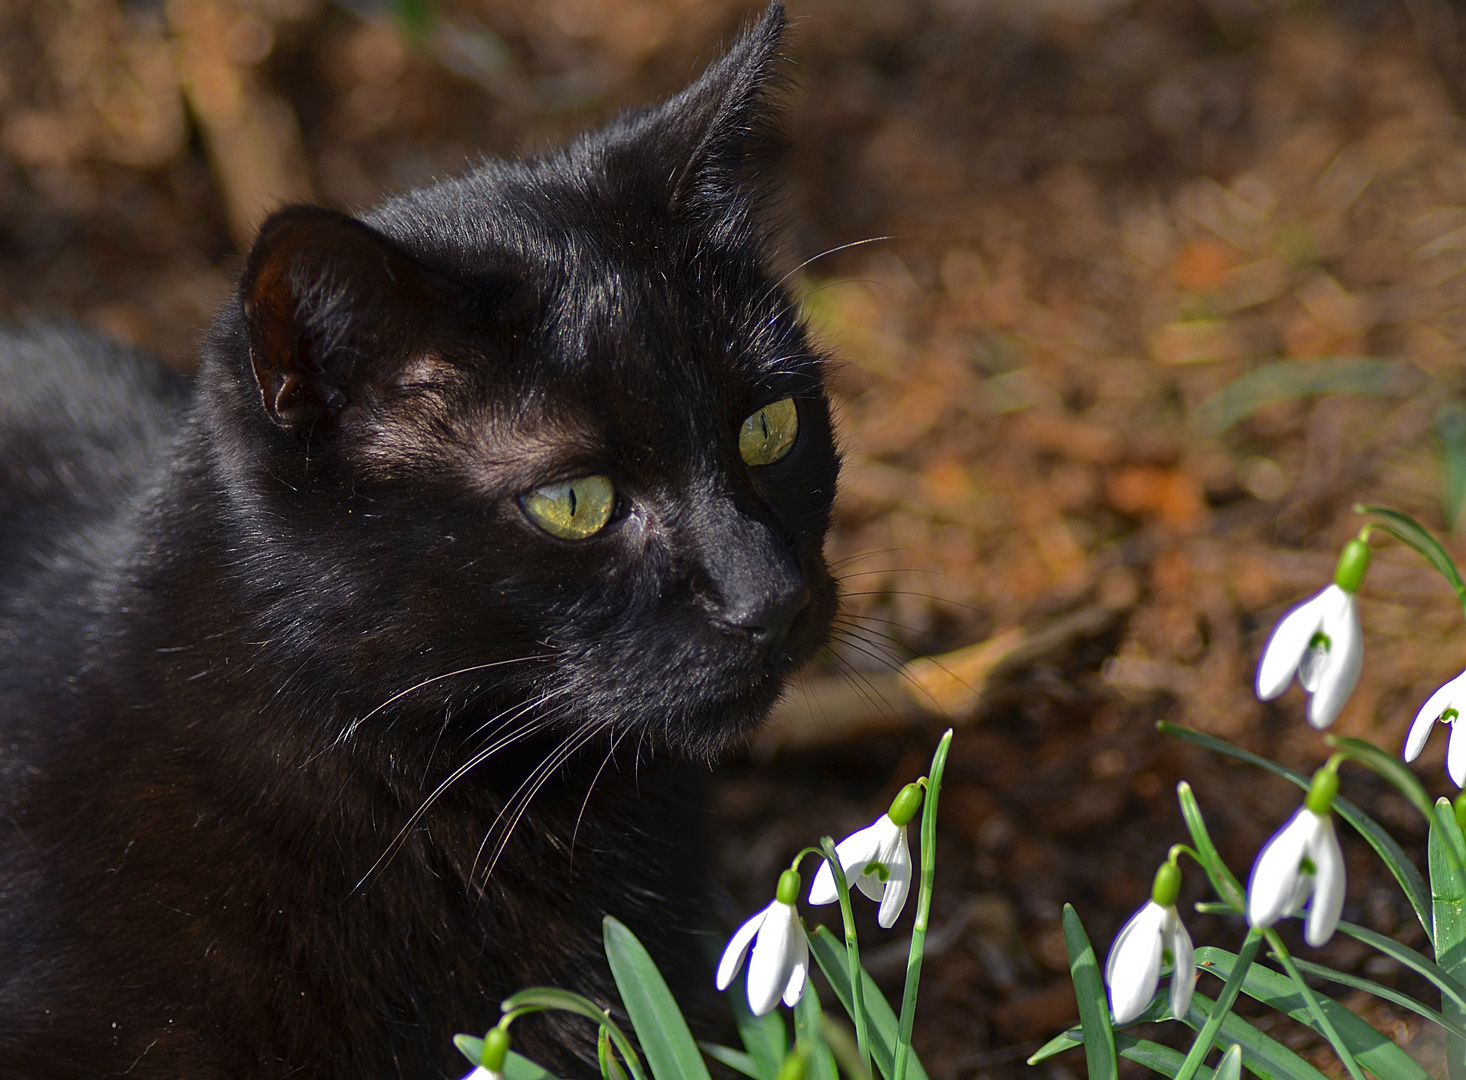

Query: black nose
(726, 583), (811, 653)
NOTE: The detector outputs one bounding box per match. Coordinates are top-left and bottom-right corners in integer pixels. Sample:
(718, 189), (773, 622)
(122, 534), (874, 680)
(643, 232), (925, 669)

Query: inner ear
(241, 206), (463, 434)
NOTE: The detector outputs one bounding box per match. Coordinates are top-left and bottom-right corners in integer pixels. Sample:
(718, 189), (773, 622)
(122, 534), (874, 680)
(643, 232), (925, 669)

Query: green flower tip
(775, 868), (802, 906)
(1455, 791), (1466, 833)
(1304, 765), (1340, 816)
(1333, 537), (1371, 593)
(482, 1026), (511, 1071)
(1151, 860), (1182, 907)
(887, 782), (924, 826)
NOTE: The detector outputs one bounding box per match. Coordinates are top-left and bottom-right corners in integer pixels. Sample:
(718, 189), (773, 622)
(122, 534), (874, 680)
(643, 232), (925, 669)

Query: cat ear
(636, 2), (789, 227)
(240, 206), (462, 433)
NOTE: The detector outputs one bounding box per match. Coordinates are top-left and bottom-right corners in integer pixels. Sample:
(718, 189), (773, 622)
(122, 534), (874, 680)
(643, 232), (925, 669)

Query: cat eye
(739, 397), (799, 466)
(522, 475), (616, 540)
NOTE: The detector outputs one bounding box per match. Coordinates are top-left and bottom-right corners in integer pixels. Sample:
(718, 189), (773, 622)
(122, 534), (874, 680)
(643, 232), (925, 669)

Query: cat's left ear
(240, 206), (465, 435)
(632, 2), (790, 229)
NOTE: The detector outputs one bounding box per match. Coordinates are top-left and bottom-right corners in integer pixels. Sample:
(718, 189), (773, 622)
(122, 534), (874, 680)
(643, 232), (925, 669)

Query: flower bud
(1333, 537), (1370, 594)
(482, 1026), (511, 1072)
(1303, 766), (1339, 816)
(1151, 860), (1181, 908)
(775, 869), (802, 906)
(887, 783), (924, 827)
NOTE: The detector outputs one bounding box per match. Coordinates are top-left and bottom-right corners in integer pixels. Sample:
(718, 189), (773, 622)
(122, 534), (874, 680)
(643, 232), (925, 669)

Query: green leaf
(600, 1027), (632, 1080)
(506, 1051), (562, 1080)
(1333, 920), (1466, 1009)
(1355, 503), (1466, 604)
(807, 926), (931, 1080)
(1062, 904), (1117, 1080)
(1281, 952), (1466, 1039)
(1175, 780), (1245, 910)
(603, 917), (712, 1080)
(1036, 1028), (1223, 1079)
(1430, 802), (1466, 1080)
(1161, 722), (1433, 939)
(1174, 930), (1261, 1080)
(1191, 358), (1421, 435)
(1027, 1030), (1082, 1066)
(455, 1034), (486, 1066)
(500, 987), (645, 1080)
(820, 1018), (873, 1080)
(1213, 1044), (1242, 1080)
(1196, 945), (1432, 1080)
(701, 1044), (763, 1080)
(729, 978), (787, 1080)
(1185, 991), (1330, 1080)
(794, 989), (837, 1080)
(1324, 735), (1434, 820)
(1437, 404), (1466, 530)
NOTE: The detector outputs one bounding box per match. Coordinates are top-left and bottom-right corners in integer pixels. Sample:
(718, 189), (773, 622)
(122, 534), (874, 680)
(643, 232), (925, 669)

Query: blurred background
(5, 0), (1466, 1074)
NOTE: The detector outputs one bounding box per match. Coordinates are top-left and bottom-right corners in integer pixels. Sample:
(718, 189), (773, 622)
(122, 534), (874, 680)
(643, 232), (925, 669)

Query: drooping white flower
(808, 784), (922, 928)
(716, 870), (809, 1015)
(1404, 668), (1466, 787)
(462, 1069), (502, 1080)
(1105, 861), (1194, 1025)
(1255, 583), (1363, 729)
(1247, 800), (1345, 947)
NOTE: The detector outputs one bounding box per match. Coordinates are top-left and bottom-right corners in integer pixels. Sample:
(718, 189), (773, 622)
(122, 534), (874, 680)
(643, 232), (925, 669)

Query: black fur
(0, 6), (840, 1078)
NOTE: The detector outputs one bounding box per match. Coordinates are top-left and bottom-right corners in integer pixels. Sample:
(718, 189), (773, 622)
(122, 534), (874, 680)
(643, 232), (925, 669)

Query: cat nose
(726, 583), (811, 652)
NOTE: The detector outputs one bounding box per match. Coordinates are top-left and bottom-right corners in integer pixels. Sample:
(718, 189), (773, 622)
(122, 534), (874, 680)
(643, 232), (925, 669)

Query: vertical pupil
(568, 487), (577, 516)
(760, 412), (770, 440)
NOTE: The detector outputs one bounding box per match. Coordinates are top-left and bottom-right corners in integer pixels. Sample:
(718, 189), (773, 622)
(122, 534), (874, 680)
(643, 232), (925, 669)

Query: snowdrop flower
(462, 1027), (510, 1080)
(1404, 668), (1466, 787)
(716, 869), (809, 1015)
(1247, 766), (1345, 947)
(1105, 860), (1194, 1025)
(1255, 537), (1370, 729)
(808, 783), (923, 927)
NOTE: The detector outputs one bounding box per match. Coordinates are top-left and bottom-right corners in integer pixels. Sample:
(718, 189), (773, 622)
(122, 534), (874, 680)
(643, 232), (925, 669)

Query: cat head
(201, 3), (838, 763)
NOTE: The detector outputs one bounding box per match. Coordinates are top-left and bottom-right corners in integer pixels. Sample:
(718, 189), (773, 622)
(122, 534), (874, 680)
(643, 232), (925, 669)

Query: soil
(3, 0), (1466, 1077)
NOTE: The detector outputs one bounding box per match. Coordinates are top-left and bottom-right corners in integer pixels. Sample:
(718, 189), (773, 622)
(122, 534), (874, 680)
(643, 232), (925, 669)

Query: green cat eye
(522, 475), (616, 540)
(739, 397), (798, 466)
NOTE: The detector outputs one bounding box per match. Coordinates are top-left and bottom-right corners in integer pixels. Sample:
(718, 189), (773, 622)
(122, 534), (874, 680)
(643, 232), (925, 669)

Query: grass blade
(728, 981), (787, 1080)
(1063, 903), (1117, 1080)
(1193, 358), (1420, 435)
(603, 916), (711, 1080)
(1430, 801), (1466, 1080)
(1175, 929), (1261, 1080)
(1324, 735), (1434, 820)
(1334, 920), (1466, 1009)
(794, 987), (837, 1080)
(1280, 953), (1466, 1038)
(808, 925), (931, 1080)
(1184, 991), (1330, 1080)
(1212, 1044), (1242, 1080)
(1356, 503), (1466, 606)
(701, 1043), (762, 1080)
(1197, 944), (1430, 1080)
(1176, 780), (1245, 909)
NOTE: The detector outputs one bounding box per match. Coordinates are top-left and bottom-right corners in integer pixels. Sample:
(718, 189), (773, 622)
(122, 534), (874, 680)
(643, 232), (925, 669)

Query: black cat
(0, 5), (840, 1077)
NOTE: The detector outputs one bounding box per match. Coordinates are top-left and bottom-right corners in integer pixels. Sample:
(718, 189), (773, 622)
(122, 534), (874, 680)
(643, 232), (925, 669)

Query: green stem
(893, 730), (952, 1080)
(818, 834), (870, 1079)
(1430, 801), (1466, 1080)
(1173, 928), (1261, 1080)
(1262, 929), (1367, 1080)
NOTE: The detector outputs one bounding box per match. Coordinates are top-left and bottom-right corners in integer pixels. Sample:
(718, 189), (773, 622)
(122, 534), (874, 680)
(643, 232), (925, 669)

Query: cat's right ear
(241, 206), (461, 435)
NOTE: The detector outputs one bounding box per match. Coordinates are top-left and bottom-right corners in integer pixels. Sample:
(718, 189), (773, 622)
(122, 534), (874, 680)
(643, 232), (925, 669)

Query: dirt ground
(5, 0), (1466, 1076)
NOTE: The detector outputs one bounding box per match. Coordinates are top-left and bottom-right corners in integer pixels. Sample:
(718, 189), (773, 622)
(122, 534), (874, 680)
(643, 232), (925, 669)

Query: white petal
(808, 819), (886, 906)
(1256, 591), (1327, 701)
(463, 1070), (500, 1080)
(1106, 901), (1166, 1025)
(1303, 814), (1345, 947)
(1450, 721), (1466, 789)
(1247, 809), (1314, 928)
(1306, 591), (1361, 729)
(1165, 910), (1195, 1020)
(876, 832), (914, 928)
(1406, 672), (1465, 761)
(781, 925), (810, 1007)
(716, 905), (768, 991)
(746, 901), (799, 1016)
